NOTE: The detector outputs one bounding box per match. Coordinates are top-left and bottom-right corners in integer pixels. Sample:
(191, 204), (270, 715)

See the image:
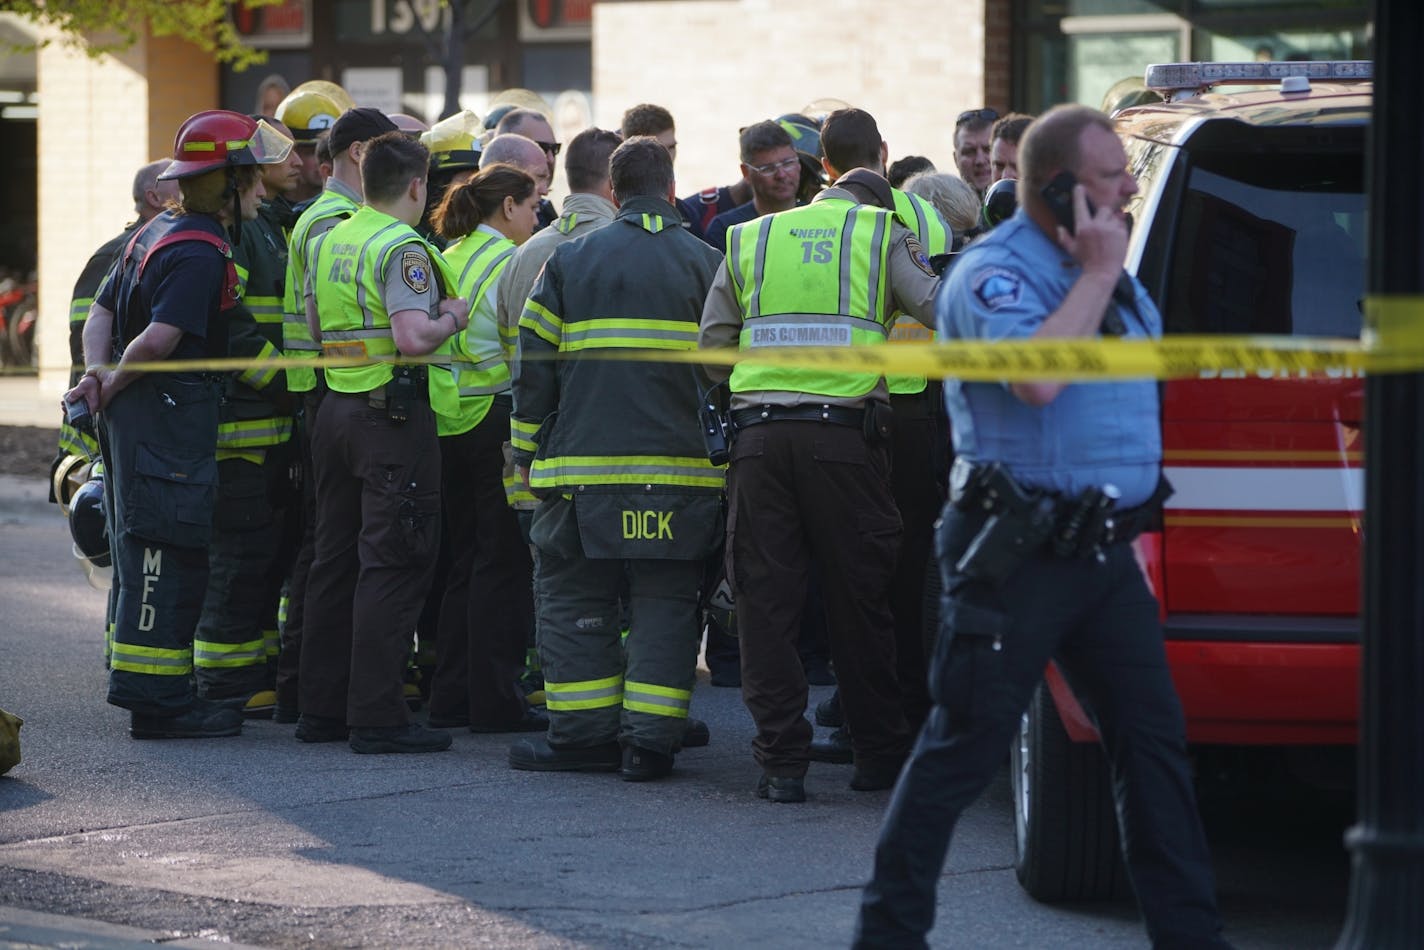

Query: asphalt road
(0, 472), (1351, 948)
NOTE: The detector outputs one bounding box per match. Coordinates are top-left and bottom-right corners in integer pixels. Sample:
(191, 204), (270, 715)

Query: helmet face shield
(246, 119), (295, 166)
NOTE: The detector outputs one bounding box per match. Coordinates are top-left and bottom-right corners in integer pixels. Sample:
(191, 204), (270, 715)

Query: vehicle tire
(1010, 680), (1130, 902)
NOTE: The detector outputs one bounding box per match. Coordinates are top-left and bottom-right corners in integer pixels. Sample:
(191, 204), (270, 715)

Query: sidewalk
(0, 373), (61, 428)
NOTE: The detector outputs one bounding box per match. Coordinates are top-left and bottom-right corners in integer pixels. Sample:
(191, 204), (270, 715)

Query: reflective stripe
(237, 339), (283, 389)
(59, 424), (99, 457)
(544, 673), (623, 711)
(529, 454), (725, 489)
(502, 470), (539, 507)
(556, 212), (578, 235)
(110, 642), (192, 676)
(216, 416), (293, 448)
(264, 627), (280, 658)
(216, 448), (265, 464)
(637, 213), (669, 234)
(623, 680), (691, 719)
(520, 299), (563, 345)
(70, 296), (94, 323)
(746, 320), (861, 348)
(244, 294), (284, 324)
(559, 318), (699, 352)
(193, 637), (267, 669)
(510, 417), (539, 454)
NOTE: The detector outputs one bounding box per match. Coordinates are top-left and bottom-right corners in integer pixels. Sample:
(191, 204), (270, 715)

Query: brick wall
(592, 0), (990, 204)
(983, 0), (1012, 111)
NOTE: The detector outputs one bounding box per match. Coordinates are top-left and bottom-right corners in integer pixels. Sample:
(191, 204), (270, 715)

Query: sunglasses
(536, 140), (562, 157)
(955, 108), (1000, 126)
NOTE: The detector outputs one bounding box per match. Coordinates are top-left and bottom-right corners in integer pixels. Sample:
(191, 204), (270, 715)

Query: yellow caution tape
(80, 295), (1424, 381)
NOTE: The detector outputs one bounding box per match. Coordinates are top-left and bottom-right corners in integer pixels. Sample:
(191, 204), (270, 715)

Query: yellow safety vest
(727, 197), (893, 399)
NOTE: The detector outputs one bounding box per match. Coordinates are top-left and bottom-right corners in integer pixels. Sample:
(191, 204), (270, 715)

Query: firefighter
(423, 163), (543, 733)
(276, 107), (398, 722)
(274, 82), (353, 206)
(297, 131), (468, 754)
(698, 162), (940, 802)
(63, 110), (292, 739)
(53, 159), (178, 667)
(191, 117), (306, 717)
(507, 137), (724, 781)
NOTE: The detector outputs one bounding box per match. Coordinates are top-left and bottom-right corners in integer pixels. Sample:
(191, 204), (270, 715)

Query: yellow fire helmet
(421, 110), (484, 173)
(486, 87), (553, 122)
(275, 89), (344, 143)
(293, 80), (356, 113)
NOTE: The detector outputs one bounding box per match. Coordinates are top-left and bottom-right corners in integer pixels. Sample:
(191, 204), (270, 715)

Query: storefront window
(1015, 0), (1370, 114)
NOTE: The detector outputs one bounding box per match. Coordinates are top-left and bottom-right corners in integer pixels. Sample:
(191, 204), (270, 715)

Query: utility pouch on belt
(386, 364), (424, 423)
(951, 460), (1056, 586)
(863, 400), (894, 446)
(699, 381), (732, 466)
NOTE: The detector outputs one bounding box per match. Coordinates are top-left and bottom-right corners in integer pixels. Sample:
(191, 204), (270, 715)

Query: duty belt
(730, 404), (865, 429)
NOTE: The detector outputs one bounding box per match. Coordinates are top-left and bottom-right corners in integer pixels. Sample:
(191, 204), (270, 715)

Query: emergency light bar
(1145, 60), (1372, 93)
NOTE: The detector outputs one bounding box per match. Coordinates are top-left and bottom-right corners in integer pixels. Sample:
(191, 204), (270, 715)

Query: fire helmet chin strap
(222, 165), (243, 249)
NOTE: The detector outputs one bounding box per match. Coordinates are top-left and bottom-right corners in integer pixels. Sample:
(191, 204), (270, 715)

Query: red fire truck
(1012, 60), (1370, 902)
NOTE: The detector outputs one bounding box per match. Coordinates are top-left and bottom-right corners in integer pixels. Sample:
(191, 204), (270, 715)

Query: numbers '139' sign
(371, 0), (449, 35)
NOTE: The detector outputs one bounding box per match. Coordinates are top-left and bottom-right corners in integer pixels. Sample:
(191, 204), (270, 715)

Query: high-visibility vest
(431, 228), (514, 436)
(283, 189), (357, 393)
(887, 188), (952, 395)
(310, 205), (454, 395)
(727, 197), (893, 399)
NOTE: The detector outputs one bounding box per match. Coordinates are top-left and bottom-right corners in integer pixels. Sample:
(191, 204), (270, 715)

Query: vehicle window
(1161, 152), (1365, 338)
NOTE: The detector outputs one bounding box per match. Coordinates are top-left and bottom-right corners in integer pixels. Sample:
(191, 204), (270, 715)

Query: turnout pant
(275, 387), (323, 713)
(194, 450), (291, 700)
(102, 374), (220, 716)
(855, 504), (1228, 949)
(532, 496), (703, 755)
(725, 420), (910, 778)
(428, 398), (534, 726)
(299, 390), (441, 729)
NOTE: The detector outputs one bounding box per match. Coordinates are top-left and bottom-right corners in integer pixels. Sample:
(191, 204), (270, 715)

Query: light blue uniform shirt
(937, 209), (1162, 507)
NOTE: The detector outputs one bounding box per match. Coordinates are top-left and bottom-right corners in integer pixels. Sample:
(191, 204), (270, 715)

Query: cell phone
(65, 395), (93, 431)
(1040, 171), (1095, 235)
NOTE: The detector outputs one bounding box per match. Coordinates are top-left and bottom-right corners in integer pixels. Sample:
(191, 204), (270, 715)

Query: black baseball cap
(328, 107), (399, 155)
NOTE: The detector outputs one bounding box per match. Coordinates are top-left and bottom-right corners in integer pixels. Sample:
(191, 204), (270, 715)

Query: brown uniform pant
(299, 389), (442, 728)
(726, 419), (911, 777)
(427, 398), (534, 727)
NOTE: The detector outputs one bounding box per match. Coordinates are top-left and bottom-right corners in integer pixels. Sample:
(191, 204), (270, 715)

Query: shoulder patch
(904, 235), (935, 277)
(971, 266), (1023, 310)
(401, 250), (430, 294)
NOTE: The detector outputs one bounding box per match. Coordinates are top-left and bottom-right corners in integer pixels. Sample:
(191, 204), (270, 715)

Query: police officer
(191, 118), (306, 716)
(698, 163), (940, 803)
(276, 107), (398, 722)
(298, 131), (468, 754)
(507, 136), (724, 781)
(64, 110), (291, 739)
(855, 105), (1230, 948)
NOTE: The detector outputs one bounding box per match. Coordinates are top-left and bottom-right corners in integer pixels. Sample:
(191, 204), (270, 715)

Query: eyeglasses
(536, 140), (562, 157)
(747, 157), (800, 177)
(955, 108), (1000, 126)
